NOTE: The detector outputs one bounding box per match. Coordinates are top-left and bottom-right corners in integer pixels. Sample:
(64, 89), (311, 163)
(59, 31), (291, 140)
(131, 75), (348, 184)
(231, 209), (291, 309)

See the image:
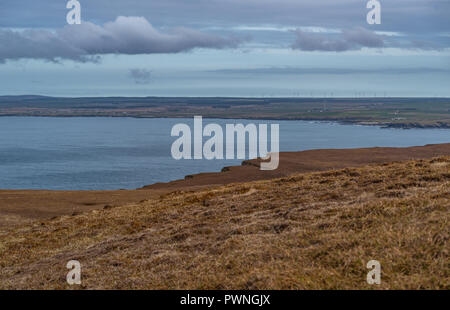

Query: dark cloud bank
(0, 16), (244, 63)
(291, 27), (445, 52)
(0, 14), (445, 64)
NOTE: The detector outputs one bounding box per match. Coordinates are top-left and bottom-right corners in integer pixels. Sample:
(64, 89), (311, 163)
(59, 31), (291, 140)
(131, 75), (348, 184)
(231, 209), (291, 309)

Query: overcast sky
(0, 0), (449, 97)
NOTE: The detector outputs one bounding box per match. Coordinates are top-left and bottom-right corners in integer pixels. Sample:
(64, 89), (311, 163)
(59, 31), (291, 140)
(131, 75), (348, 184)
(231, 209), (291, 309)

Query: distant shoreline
(1, 114), (449, 129)
(1, 96), (449, 129)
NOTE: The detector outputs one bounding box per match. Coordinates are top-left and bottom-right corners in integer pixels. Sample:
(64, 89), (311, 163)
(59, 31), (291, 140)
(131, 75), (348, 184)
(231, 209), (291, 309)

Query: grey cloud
(0, 16), (245, 63)
(0, 28), (90, 63)
(129, 68), (152, 84)
(292, 27), (384, 52)
(0, 1), (448, 54)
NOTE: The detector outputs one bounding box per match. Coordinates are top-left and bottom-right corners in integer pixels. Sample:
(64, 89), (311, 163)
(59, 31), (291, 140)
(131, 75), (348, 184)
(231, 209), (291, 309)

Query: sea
(0, 116), (449, 190)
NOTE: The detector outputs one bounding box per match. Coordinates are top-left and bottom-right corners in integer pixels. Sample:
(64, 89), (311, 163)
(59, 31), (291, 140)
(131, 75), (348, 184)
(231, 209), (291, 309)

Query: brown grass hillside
(0, 157), (449, 289)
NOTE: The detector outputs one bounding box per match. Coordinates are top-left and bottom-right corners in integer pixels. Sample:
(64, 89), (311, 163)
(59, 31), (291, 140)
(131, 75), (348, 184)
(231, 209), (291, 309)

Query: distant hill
(0, 95), (52, 101)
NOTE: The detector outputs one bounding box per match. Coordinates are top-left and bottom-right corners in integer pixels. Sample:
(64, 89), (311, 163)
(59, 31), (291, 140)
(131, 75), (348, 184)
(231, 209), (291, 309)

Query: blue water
(0, 117), (449, 190)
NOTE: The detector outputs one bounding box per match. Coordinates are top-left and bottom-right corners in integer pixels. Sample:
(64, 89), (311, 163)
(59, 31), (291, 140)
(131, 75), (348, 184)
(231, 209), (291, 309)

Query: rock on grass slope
(0, 157), (449, 289)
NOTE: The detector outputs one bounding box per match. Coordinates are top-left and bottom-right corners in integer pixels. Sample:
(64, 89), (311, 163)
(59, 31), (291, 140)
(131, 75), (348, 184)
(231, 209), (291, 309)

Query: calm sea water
(0, 117), (449, 190)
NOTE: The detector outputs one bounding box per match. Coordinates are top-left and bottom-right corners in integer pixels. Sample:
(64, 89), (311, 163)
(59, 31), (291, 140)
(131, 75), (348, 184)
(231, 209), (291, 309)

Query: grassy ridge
(0, 157), (448, 289)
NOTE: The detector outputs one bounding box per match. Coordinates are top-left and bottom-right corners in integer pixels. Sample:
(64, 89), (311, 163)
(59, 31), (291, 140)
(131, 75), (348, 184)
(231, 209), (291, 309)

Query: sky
(0, 0), (449, 97)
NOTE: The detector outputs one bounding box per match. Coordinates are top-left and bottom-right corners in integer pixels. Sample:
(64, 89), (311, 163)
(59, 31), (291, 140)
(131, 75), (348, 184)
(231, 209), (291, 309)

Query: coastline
(1, 151), (449, 289)
(1, 114), (450, 129)
(1, 143), (449, 228)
